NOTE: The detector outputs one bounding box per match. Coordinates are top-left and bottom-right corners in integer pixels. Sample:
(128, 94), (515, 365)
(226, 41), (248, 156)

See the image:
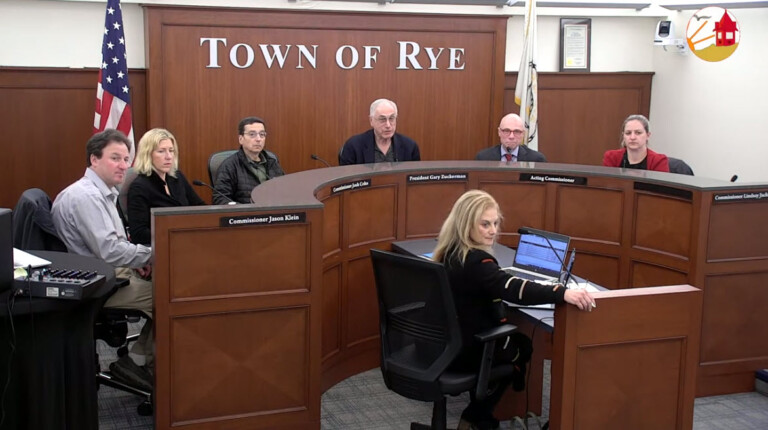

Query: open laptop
(503, 228), (570, 282)
(503, 228), (572, 310)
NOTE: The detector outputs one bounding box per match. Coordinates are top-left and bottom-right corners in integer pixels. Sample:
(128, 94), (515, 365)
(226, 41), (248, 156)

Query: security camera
(654, 20), (674, 45)
(653, 20), (688, 54)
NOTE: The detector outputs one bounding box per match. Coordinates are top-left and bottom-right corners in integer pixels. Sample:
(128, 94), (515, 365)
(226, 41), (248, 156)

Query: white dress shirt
(52, 168), (151, 268)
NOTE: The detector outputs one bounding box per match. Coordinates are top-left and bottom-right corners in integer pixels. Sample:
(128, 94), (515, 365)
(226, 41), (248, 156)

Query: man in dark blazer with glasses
(475, 113), (547, 162)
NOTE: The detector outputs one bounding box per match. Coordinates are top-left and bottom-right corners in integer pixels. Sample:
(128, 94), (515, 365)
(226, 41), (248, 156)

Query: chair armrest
(115, 277), (130, 288)
(474, 324), (517, 343)
(474, 324), (517, 400)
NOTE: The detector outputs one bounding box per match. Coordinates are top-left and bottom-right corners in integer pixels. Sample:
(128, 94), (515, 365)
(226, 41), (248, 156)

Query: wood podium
(151, 161), (768, 429)
(550, 285), (702, 429)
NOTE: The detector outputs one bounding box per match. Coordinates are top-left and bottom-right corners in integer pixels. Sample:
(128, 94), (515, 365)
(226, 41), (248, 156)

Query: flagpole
(514, 0), (538, 151)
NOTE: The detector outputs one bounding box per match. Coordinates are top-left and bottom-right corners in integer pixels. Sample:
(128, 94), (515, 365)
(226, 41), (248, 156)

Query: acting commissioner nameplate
(519, 173), (587, 186)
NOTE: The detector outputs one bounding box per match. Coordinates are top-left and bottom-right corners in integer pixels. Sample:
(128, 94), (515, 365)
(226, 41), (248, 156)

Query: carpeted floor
(97, 326), (768, 429)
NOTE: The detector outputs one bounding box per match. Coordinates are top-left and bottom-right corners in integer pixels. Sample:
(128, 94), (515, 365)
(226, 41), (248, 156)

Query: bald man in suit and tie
(475, 113), (547, 162)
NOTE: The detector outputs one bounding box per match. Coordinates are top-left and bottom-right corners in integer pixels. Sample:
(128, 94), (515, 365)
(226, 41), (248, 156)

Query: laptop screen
(513, 229), (570, 277)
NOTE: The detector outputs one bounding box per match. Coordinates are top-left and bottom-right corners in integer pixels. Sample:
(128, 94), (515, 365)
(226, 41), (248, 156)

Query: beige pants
(107, 267), (154, 367)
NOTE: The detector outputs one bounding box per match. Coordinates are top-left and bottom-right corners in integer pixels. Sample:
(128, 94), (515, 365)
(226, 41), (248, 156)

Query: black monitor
(0, 208), (12, 293)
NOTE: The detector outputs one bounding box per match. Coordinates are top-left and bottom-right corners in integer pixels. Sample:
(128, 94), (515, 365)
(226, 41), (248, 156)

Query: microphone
(310, 154), (332, 168)
(730, 175), (738, 182)
(192, 180), (237, 205)
(559, 248), (577, 288)
(518, 227), (567, 279)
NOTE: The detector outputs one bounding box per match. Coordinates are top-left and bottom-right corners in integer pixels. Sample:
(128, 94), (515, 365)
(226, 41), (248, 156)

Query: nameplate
(331, 179), (371, 194)
(713, 191), (768, 203)
(519, 173), (587, 186)
(407, 173), (468, 183)
(220, 212), (306, 227)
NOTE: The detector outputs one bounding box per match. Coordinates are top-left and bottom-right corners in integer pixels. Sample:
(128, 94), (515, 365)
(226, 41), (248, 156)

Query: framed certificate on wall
(560, 18), (591, 72)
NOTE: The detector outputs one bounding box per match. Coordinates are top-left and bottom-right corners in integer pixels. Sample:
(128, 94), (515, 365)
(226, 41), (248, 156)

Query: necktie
(504, 153), (513, 162)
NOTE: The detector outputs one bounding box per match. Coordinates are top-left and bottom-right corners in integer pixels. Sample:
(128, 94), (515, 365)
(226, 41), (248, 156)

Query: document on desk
(13, 248), (52, 269)
(570, 281), (600, 293)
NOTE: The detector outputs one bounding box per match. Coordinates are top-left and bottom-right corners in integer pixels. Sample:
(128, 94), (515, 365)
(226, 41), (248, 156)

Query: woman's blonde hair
(134, 128), (179, 177)
(432, 189), (502, 264)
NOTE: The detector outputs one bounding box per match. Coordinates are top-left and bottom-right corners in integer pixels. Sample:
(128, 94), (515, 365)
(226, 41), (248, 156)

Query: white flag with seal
(514, 0), (538, 150)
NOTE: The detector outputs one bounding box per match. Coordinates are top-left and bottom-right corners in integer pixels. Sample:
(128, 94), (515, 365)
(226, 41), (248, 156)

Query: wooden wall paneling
(633, 192), (693, 259)
(685, 188), (707, 290)
(145, 7), (507, 195)
(345, 184), (398, 247)
(696, 188), (768, 394)
(503, 72), (653, 167)
(322, 263), (342, 360)
(405, 181), (468, 238)
(321, 194), (341, 258)
(550, 285), (701, 430)
(570, 338), (686, 427)
(0, 67), (147, 208)
(570, 251), (621, 289)
(699, 271), (768, 376)
(344, 255), (379, 348)
(706, 199), (768, 262)
(630, 260), (689, 288)
(555, 185), (624, 245)
(480, 181), (547, 240)
(170, 307), (310, 426)
(168, 223), (309, 299)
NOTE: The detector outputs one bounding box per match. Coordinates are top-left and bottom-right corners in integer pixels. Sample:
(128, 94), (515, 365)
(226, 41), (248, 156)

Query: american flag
(94, 0), (135, 162)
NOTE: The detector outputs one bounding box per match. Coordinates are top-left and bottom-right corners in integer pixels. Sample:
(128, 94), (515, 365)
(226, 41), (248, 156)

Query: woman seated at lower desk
(432, 190), (595, 430)
(603, 114), (670, 172)
(128, 128), (205, 246)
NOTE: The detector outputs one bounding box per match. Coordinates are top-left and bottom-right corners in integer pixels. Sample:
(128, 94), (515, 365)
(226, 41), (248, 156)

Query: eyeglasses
(374, 115), (397, 125)
(499, 128), (524, 137)
(243, 131), (267, 139)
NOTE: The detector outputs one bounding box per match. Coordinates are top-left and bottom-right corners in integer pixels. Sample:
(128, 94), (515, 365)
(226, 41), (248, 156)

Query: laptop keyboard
(503, 268), (553, 282)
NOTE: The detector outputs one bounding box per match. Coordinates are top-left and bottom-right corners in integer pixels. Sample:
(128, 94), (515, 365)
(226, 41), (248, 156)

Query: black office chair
(117, 167), (139, 215)
(95, 305), (153, 416)
(207, 149), (238, 184)
(338, 145), (345, 165)
(668, 157), (694, 176)
(370, 249), (517, 430)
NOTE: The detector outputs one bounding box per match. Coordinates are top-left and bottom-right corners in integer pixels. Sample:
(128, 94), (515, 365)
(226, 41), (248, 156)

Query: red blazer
(602, 148), (670, 172)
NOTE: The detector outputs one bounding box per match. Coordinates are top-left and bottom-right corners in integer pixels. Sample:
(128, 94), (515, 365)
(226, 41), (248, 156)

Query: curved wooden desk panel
(707, 201), (768, 261)
(151, 161), (768, 429)
(153, 207), (323, 429)
(167, 223), (311, 299)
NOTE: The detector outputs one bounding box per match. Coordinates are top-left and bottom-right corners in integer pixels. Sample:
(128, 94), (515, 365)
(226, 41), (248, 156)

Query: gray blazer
(475, 144), (547, 162)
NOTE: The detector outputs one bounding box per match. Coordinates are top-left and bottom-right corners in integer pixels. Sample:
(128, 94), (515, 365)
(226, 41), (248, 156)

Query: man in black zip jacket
(213, 116), (285, 204)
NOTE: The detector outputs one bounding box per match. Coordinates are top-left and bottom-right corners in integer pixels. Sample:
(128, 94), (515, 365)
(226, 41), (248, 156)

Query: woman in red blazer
(603, 114), (669, 172)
